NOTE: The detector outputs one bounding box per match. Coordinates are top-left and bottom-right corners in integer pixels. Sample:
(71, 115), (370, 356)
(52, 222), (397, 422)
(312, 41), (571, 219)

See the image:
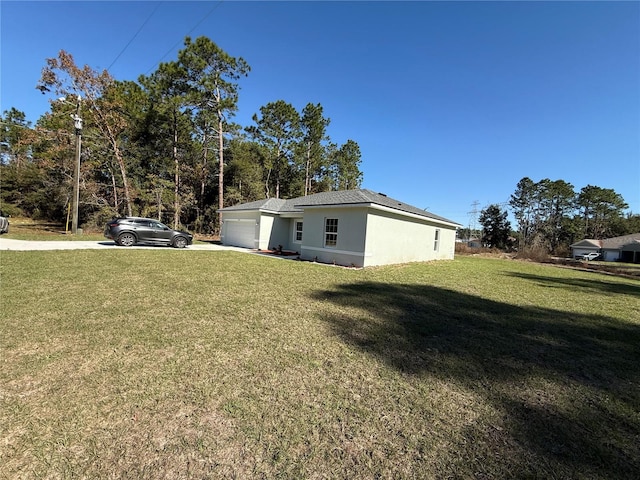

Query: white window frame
(434, 228), (440, 251)
(293, 220), (303, 243)
(324, 218), (338, 248)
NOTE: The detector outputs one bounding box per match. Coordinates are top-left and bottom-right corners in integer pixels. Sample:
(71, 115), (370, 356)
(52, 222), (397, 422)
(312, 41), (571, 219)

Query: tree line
(0, 36), (363, 233)
(475, 177), (638, 255)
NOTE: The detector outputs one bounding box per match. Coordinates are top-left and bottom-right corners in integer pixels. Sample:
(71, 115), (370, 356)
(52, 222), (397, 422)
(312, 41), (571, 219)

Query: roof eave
(370, 203), (461, 227)
(297, 202), (460, 227)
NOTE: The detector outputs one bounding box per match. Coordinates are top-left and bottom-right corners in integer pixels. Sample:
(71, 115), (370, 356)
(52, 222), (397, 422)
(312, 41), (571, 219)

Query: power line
(107, 2), (163, 72)
(144, 0), (226, 75)
(467, 200), (480, 239)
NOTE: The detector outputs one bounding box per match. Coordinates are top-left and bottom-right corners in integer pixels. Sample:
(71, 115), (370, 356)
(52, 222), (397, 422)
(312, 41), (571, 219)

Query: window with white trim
(294, 221), (303, 242)
(434, 228), (440, 251)
(324, 218), (338, 247)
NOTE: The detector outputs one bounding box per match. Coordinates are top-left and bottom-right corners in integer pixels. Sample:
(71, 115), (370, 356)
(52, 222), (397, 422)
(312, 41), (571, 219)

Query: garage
(222, 219), (256, 248)
(570, 239), (602, 259)
(621, 241), (640, 264)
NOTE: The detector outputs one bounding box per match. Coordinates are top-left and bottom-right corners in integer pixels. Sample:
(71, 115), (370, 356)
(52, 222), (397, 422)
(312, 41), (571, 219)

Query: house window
(325, 218), (338, 247)
(294, 221), (303, 242)
(434, 229), (440, 251)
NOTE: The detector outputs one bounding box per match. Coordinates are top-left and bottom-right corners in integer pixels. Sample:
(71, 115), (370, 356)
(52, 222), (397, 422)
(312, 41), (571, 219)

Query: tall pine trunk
(173, 113), (180, 229)
(113, 145), (132, 217)
(200, 126), (209, 229)
(217, 113), (224, 231)
(304, 141), (311, 196)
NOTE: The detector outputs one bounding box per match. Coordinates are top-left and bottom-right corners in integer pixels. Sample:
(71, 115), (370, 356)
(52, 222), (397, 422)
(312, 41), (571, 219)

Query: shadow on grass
(508, 271), (640, 297)
(311, 282), (640, 478)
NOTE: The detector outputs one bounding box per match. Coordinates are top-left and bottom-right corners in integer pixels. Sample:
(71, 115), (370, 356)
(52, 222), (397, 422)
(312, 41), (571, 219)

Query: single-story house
(218, 189), (461, 267)
(468, 238), (483, 249)
(570, 233), (640, 263)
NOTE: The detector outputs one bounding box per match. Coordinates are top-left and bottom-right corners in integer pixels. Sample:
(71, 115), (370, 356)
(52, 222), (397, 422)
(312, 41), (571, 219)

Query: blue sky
(2, 1), (639, 227)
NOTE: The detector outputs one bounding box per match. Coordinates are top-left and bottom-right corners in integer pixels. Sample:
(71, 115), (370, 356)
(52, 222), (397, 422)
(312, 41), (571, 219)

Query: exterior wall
(363, 209), (456, 267)
(602, 249), (620, 262)
(265, 216), (302, 252)
(288, 217), (304, 253)
(220, 211), (260, 248)
(258, 213), (290, 251)
(299, 207), (368, 267)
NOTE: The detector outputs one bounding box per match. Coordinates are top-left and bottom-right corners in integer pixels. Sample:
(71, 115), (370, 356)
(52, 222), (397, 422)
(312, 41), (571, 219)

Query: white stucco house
(218, 189), (460, 267)
(570, 233), (640, 263)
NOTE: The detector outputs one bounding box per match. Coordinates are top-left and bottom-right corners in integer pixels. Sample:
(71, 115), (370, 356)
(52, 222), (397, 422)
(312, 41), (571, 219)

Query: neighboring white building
(570, 233), (640, 263)
(218, 189), (460, 267)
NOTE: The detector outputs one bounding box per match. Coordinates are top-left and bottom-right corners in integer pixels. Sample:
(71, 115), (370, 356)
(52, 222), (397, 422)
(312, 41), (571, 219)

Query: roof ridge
(220, 189), (460, 226)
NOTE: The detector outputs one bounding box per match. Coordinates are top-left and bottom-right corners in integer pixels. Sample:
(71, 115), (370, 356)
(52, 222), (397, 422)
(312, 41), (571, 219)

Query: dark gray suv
(104, 217), (193, 248)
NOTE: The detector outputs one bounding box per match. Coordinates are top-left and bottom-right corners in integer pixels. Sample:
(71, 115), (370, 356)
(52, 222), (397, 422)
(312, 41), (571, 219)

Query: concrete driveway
(0, 238), (248, 252)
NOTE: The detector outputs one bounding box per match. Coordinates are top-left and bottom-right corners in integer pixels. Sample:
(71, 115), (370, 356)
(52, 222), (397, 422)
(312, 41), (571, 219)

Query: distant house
(570, 233), (640, 263)
(468, 238), (482, 248)
(218, 189), (460, 267)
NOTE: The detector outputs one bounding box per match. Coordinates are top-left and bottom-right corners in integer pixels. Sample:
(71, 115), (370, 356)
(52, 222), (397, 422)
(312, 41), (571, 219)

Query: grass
(1, 250), (639, 479)
(2, 217), (105, 241)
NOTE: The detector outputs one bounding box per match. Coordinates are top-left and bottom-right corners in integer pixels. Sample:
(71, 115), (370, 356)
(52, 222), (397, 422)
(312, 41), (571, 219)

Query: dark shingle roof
(571, 233), (640, 249)
(293, 189), (458, 224)
(220, 189), (460, 225)
(219, 197), (287, 212)
(602, 233), (640, 249)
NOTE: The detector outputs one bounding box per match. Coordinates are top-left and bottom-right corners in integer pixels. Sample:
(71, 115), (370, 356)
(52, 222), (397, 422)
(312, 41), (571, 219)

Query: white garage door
(224, 220), (256, 248)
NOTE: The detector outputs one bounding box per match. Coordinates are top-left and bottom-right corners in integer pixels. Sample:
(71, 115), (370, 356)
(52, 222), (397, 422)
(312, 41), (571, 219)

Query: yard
(1, 250), (639, 478)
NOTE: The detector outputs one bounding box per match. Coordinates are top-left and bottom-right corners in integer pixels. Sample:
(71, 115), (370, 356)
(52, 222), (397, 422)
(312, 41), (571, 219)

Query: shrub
(515, 245), (551, 262)
(0, 203), (23, 217)
(82, 206), (119, 232)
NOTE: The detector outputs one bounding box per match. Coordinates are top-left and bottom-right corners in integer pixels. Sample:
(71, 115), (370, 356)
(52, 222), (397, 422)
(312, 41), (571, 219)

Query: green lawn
(1, 251), (639, 478)
(1, 217), (105, 241)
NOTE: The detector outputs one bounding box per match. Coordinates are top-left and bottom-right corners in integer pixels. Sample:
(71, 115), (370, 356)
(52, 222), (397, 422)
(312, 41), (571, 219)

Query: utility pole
(467, 200), (480, 241)
(71, 96), (82, 235)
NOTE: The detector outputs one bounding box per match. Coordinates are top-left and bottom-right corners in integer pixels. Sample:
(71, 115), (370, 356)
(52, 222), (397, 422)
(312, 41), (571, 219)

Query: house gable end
(570, 239), (601, 248)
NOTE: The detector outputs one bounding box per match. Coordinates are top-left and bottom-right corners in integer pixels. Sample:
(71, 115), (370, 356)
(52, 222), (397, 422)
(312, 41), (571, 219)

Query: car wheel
(173, 236), (188, 249)
(117, 232), (136, 247)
